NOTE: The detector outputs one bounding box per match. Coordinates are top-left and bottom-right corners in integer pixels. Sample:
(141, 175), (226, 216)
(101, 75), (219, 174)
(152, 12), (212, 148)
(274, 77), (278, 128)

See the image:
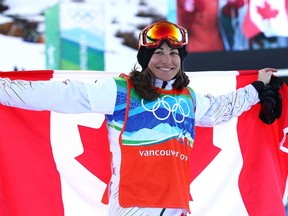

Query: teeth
(159, 67), (171, 71)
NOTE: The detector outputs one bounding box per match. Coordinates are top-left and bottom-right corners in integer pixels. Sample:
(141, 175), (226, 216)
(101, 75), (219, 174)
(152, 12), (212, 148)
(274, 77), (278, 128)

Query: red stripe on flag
(0, 107), (64, 216)
(237, 71), (287, 216)
(0, 70), (54, 81)
(0, 70), (64, 216)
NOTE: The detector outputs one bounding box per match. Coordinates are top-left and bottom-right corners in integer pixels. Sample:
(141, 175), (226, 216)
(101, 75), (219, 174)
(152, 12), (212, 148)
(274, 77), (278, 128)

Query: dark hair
(128, 66), (190, 100)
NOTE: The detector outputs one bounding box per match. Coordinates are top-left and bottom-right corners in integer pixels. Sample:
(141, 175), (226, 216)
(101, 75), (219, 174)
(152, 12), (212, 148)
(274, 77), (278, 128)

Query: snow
(0, 14), (12, 24)
(0, 34), (45, 71)
(0, 0), (56, 71)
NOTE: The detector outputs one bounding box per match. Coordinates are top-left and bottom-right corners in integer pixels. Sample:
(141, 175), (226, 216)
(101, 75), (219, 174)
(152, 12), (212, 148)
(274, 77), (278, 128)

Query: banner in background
(45, 1), (105, 70)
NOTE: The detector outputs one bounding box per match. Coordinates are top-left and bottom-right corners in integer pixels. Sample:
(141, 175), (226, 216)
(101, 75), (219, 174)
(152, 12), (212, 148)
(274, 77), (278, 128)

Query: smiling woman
(147, 43), (181, 81)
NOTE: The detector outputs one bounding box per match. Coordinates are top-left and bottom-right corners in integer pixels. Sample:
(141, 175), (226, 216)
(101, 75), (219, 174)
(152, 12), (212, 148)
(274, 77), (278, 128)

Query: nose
(160, 54), (172, 64)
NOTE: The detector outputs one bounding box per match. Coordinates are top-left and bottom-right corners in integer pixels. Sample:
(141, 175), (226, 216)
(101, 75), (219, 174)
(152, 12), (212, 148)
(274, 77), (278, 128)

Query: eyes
(153, 49), (179, 56)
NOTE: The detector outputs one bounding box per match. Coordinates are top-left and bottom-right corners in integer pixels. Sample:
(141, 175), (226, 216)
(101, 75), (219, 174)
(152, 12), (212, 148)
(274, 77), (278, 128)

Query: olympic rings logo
(68, 9), (96, 23)
(141, 95), (190, 123)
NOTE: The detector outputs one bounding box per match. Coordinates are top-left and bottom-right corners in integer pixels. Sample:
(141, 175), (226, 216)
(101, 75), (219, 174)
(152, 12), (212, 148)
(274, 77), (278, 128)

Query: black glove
(259, 76), (283, 124)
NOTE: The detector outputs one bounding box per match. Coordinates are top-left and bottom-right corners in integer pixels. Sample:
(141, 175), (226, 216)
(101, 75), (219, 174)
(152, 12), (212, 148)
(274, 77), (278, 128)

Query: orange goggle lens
(139, 21), (188, 48)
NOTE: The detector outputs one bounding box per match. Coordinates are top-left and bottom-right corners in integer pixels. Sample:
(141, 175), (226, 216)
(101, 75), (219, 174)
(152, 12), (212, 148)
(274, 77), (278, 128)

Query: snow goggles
(139, 20), (188, 48)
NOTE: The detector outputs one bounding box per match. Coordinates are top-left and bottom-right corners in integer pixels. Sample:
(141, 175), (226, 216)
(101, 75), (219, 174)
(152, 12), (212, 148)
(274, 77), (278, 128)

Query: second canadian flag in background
(243, 0), (288, 38)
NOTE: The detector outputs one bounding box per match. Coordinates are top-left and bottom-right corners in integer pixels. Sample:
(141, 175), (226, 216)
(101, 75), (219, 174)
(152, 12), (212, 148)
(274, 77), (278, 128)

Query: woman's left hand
(258, 67), (278, 85)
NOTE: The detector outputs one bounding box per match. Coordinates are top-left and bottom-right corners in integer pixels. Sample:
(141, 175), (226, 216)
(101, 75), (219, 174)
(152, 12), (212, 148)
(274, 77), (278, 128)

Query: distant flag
(243, 0), (288, 38)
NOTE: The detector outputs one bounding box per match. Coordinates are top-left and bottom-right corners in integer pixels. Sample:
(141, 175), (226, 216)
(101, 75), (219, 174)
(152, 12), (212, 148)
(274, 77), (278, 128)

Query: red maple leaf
(190, 127), (221, 182)
(256, 1), (279, 20)
(75, 121), (111, 184)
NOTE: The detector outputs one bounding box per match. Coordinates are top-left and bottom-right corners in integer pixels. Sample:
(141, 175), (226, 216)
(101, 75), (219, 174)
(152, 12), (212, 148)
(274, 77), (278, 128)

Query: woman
(0, 21), (275, 215)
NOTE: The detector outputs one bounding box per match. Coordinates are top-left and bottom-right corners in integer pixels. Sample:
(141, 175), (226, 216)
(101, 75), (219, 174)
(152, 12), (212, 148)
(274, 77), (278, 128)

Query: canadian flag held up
(0, 70), (287, 216)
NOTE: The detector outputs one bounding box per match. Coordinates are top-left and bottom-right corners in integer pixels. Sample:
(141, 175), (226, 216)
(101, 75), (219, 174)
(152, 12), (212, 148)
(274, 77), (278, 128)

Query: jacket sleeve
(0, 77), (117, 114)
(195, 83), (260, 127)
